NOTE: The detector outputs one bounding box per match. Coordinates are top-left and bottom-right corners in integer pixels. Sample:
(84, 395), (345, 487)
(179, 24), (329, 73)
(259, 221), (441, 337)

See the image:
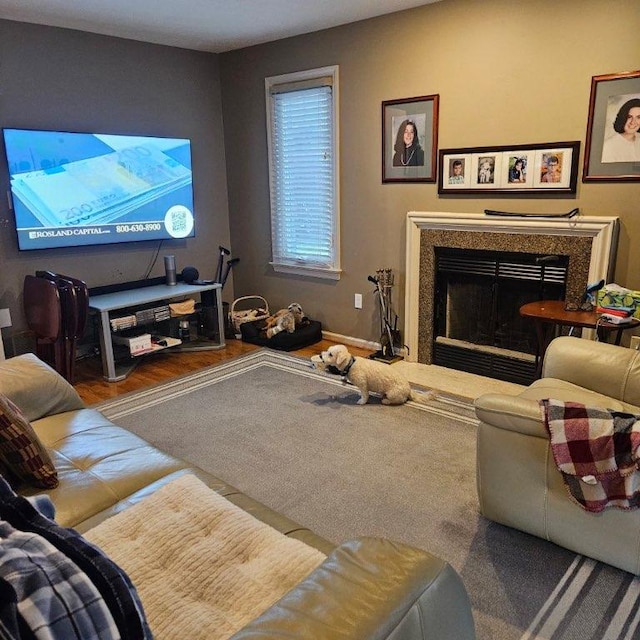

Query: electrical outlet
(354, 293), (363, 309)
(631, 335), (640, 350)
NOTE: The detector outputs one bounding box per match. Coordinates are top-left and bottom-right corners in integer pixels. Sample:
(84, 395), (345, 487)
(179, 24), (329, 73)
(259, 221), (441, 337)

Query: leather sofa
(0, 353), (476, 639)
(475, 335), (640, 575)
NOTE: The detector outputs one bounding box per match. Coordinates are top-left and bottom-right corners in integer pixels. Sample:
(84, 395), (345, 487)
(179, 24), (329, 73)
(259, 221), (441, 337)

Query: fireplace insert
(433, 247), (569, 385)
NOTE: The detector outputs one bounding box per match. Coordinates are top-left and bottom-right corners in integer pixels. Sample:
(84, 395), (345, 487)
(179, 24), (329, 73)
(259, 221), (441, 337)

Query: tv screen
(2, 128), (195, 250)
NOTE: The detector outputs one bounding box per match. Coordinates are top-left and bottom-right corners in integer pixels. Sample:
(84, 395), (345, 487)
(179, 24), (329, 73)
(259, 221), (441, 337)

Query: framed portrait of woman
(583, 70), (640, 182)
(382, 95), (439, 183)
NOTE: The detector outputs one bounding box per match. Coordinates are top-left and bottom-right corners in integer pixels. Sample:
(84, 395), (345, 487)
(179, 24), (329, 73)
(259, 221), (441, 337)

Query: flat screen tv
(2, 128), (195, 250)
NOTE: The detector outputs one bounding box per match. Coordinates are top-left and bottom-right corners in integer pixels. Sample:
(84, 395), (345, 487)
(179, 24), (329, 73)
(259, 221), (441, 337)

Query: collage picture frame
(438, 141), (580, 194)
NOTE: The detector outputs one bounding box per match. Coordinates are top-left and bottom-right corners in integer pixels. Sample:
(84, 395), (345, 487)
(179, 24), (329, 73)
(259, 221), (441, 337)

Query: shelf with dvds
(89, 282), (225, 382)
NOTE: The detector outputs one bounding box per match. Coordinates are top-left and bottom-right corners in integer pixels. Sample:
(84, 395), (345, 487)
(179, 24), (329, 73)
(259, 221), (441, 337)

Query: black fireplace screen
(433, 247), (569, 384)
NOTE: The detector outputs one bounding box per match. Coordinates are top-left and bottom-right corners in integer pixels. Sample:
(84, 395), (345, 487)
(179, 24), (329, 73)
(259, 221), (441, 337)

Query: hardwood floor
(73, 338), (374, 405)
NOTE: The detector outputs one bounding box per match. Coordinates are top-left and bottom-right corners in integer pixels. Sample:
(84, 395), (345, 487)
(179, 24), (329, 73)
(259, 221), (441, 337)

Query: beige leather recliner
(475, 335), (640, 575)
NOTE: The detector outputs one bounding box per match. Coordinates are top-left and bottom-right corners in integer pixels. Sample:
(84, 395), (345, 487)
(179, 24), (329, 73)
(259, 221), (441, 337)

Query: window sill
(270, 262), (342, 281)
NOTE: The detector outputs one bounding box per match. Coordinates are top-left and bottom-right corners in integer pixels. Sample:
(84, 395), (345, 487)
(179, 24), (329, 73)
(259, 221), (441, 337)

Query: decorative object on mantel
(484, 208), (579, 218)
(382, 94), (439, 183)
(583, 69), (640, 182)
(438, 141), (580, 194)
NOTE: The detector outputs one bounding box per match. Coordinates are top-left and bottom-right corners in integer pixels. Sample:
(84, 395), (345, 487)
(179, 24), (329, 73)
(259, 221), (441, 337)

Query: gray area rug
(99, 349), (640, 640)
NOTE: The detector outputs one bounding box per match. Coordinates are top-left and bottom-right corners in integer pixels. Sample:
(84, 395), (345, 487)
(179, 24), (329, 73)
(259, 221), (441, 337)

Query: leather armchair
(475, 336), (640, 574)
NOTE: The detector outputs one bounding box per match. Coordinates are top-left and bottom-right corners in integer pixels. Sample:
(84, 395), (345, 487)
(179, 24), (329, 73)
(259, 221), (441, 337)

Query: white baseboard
(321, 330), (380, 352)
(321, 331), (409, 359)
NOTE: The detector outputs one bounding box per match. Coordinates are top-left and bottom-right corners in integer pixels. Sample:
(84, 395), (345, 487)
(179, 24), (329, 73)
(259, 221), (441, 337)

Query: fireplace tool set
(367, 269), (403, 363)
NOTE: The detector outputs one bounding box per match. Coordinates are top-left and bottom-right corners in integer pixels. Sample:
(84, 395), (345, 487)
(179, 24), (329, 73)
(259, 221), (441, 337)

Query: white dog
(311, 344), (435, 405)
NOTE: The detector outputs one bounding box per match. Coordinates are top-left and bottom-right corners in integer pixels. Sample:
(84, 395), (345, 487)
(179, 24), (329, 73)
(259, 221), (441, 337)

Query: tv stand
(89, 282), (224, 382)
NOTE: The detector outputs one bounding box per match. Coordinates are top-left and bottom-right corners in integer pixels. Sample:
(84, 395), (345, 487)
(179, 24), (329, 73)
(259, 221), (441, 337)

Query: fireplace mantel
(404, 211), (620, 363)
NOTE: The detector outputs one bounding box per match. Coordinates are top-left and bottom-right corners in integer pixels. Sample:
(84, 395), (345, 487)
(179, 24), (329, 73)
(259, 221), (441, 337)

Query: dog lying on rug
(263, 303), (307, 338)
(311, 344), (435, 405)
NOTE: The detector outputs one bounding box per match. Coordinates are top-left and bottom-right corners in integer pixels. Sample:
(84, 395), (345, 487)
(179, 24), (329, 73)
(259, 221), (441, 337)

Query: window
(265, 66), (340, 280)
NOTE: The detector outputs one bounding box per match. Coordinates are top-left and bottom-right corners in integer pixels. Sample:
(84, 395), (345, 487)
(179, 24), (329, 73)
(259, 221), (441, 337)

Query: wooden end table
(519, 299), (640, 378)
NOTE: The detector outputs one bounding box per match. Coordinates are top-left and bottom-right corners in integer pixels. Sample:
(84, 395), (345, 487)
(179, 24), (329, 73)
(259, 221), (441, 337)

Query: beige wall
(221, 0), (640, 344)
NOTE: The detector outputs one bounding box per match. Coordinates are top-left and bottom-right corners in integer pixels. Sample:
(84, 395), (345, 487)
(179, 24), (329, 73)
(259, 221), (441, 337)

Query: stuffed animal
(264, 303), (305, 338)
(234, 308), (266, 322)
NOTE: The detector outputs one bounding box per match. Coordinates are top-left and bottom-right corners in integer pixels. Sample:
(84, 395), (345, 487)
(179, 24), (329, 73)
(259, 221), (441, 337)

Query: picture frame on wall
(382, 95), (439, 183)
(582, 70), (640, 182)
(438, 141), (580, 194)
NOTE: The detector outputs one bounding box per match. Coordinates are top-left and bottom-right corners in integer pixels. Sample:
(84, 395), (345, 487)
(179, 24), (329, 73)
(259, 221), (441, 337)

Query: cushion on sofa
(0, 392), (58, 489)
(84, 473), (326, 639)
(0, 353), (85, 423)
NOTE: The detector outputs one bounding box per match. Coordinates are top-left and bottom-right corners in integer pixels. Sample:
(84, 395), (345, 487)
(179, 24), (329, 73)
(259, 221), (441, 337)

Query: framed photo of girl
(382, 94), (439, 183)
(583, 69), (640, 182)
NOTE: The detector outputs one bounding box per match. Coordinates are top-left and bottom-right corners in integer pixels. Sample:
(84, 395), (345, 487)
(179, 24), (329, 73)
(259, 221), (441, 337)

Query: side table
(519, 299), (640, 378)
(89, 282), (225, 382)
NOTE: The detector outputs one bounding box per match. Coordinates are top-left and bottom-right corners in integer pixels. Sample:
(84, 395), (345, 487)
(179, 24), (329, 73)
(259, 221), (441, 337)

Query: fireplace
(404, 212), (620, 378)
(433, 247), (569, 384)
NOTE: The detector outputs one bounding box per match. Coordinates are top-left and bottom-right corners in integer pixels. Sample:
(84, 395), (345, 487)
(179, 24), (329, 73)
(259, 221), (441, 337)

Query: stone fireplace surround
(404, 212), (620, 364)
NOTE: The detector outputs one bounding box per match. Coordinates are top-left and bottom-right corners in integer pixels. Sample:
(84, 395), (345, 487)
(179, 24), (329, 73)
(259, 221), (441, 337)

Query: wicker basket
(230, 296), (270, 337)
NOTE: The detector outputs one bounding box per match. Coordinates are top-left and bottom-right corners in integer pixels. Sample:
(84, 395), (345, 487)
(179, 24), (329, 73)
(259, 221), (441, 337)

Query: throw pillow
(0, 392), (58, 488)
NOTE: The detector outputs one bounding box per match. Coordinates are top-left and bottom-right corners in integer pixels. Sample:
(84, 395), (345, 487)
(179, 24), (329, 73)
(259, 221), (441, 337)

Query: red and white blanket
(540, 399), (640, 512)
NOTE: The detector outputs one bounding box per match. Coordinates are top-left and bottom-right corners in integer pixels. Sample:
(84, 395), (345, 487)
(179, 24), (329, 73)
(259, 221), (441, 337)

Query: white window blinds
(267, 68), (340, 278)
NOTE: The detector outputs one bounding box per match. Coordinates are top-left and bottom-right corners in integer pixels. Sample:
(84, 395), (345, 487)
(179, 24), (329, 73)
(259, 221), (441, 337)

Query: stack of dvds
(153, 304), (171, 322)
(110, 314), (137, 331)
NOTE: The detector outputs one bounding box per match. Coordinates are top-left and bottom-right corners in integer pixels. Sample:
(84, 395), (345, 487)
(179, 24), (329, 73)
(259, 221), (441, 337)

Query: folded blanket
(85, 473), (326, 640)
(541, 399), (640, 512)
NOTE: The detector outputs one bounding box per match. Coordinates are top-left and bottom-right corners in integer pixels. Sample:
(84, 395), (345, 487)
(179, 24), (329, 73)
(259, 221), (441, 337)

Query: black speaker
(181, 266), (200, 284)
(164, 255), (177, 286)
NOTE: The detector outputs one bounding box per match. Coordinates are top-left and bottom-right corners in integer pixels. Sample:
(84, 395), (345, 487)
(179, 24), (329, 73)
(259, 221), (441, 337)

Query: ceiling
(0, 0), (442, 53)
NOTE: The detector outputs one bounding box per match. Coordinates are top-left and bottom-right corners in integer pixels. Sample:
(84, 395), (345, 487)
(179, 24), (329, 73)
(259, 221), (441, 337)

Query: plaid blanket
(0, 476), (152, 639)
(540, 399), (640, 512)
